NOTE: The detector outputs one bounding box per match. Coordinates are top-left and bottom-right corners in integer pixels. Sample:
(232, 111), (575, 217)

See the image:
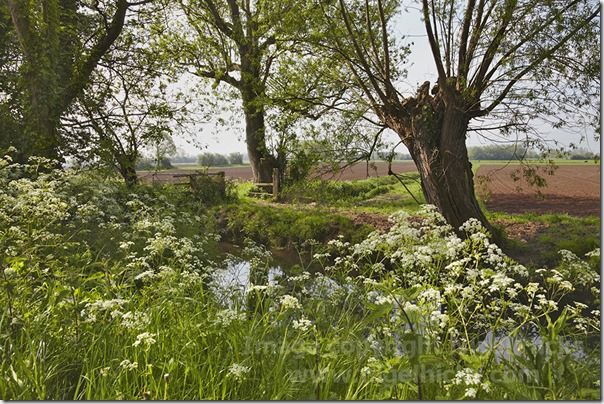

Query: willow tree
(5, 0), (154, 162)
(164, 0), (327, 183)
(319, 0), (599, 231)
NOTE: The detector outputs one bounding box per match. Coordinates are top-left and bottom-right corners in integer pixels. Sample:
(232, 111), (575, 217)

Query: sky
(171, 4), (600, 158)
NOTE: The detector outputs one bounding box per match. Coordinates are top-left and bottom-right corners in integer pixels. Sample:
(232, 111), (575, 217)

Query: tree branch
(421, 0), (447, 83)
(478, 6), (599, 116)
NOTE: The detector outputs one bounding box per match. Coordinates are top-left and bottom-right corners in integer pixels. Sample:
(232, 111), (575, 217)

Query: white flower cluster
(446, 367), (491, 398)
(227, 363), (250, 381)
(119, 359), (139, 371)
(279, 294), (302, 310)
(214, 309), (246, 327)
(292, 317), (314, 332)
(320, 205), (600, 352)
(133, 332), (157, 348)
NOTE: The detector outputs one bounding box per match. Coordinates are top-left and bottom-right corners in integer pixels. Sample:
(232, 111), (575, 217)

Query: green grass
(259, 174), (599, 268)
(488, 212), (600, 267)
(216, 200), (373, 248)
(281, 174), (425, 214)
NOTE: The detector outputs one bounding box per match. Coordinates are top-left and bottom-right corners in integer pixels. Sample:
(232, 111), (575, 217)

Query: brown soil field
(139, 162), (600, 216)
(476, 164), (600, 216)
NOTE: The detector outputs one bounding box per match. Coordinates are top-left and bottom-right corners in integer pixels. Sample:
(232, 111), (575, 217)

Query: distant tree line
(567, 148), (600, 160)
(467, 145), (539, 160)
(198, 152), (244, 167)
(467, 145), (599, 161)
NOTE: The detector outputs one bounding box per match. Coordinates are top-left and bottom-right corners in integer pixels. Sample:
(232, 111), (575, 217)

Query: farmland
(142, 160), (601, 217)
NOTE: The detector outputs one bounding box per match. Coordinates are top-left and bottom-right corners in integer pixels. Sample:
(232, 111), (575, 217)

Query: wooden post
(272, 167), (279, 199)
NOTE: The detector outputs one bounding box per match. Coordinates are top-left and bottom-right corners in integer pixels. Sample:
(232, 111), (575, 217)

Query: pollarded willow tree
(3, 0), (155, 163)
(162, 0), (329, 183)
(318, 0), (599, 231)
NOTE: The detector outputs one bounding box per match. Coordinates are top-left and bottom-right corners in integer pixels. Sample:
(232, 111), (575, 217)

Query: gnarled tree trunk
(383, 84), (492, 234)
(119, 164), (138, 188)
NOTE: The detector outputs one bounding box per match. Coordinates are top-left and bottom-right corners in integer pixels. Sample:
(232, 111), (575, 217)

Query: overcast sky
(172, 6), (600, 157)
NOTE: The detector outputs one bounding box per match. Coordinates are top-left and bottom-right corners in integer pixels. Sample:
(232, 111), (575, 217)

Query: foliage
(227, 152), (244, 165)
(283, 176), (399, 205)
(1, 0), (158, 161)
(568, 148), (599, 161)
(136, 157), (174, 171)
(0, 159), (599, 399)
(219, 202), (372, 248)
(63, 17), (187, 187)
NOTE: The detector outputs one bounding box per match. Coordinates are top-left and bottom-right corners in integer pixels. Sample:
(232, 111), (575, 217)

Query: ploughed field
(140, 161), (600, 216)
(475, 164), (600, 216)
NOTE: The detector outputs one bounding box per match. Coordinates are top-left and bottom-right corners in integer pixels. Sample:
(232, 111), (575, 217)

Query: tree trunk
(391, 102), (493, 234)
(243, 98), (275, 184)
(118, 160), (138, 188)
(25, 107), (62, 162)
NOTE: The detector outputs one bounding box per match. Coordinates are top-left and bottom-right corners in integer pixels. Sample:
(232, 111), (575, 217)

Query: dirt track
(139, 162), (600, 216)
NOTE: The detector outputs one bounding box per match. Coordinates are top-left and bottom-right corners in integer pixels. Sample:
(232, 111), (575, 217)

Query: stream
(208, 242), (592, 362)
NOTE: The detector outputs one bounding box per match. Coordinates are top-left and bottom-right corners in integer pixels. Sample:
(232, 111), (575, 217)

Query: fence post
(272, 168), (279, 199)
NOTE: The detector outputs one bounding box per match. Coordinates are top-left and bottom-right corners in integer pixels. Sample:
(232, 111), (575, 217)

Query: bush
(468, 145), (538, 160)
(220, 202), (372, 247)
(135, 157), (173, 170)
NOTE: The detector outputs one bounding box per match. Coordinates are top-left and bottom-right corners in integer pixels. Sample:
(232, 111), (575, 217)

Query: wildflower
(119, 359), (138, 371)
(133, 332), (157, 348)
(120, 311), (151, 330)
(452, 368), (482, 386)
(488, 273), (514, 292)
(279, 294), (302, 310)
(585, 248), (600, 258)
(228, 363), (250, 381)
(134, 270), (156, 281)
(464, 387), (477, 398)
(430, 310), (449, 329)
(3, 267), (17, 278)
(292, 317), (313, 332)
(245, 284), (271, 295)
(525, 282), (539, 295)
(402, 301), (420, 313)
(99, 367), (111, 377)
(418, 288), (441, 303)
(214, 309), (246, 327)
(119, 241), (135, 251)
